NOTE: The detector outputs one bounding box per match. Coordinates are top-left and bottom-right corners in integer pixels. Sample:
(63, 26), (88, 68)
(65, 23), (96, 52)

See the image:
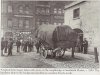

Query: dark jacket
(8, 40), (13, 49)
(16, 40), (21, 46)
(83, 40), (88, 47)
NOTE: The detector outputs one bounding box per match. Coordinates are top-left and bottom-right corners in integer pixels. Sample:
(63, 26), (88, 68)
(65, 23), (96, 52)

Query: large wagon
(36, 25), (78, 58)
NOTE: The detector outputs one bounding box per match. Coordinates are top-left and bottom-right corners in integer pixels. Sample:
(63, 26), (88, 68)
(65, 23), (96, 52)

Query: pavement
(0, 46), (99, 68)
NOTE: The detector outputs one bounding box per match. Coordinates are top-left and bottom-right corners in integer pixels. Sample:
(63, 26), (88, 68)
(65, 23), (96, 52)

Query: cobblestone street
(0, 46), (99, 68)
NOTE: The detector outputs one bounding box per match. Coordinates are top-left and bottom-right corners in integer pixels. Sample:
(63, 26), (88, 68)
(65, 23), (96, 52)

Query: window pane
(73, 8), (80, 18)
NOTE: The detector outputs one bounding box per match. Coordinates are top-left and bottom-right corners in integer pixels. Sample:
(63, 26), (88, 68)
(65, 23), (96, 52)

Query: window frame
(73, 8), (80, 19)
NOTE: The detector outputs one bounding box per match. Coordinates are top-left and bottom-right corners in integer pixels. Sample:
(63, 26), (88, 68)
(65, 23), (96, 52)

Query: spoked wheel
(39, 44), (48, 58)
(55, 49), (65, 58)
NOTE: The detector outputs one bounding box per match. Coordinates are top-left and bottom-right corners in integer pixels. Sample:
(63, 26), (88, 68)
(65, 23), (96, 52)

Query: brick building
(1, 0), (72, 40)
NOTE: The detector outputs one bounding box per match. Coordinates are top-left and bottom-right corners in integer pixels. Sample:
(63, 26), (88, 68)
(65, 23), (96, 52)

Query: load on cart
(35, 25), (79, 58)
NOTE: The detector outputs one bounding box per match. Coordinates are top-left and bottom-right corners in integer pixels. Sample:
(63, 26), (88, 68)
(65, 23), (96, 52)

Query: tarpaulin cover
(53, 25), (78, 48)
(36, 25), (78, 49)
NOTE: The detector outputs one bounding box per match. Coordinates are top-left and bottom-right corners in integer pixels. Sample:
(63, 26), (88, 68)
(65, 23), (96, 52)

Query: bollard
(94, 47), (99, 63)
(72, 47), (75, 58)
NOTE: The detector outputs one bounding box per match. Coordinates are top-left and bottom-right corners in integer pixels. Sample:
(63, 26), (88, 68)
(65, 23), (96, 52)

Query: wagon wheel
(40, 44), (48, 58)
(55, 49), (65, 58)
(51, 50), (55, 58)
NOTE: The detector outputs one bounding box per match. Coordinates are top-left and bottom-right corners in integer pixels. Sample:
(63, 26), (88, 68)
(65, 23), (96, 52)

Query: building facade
(64, 1), (100, 52)
(1, 0), (71, 40)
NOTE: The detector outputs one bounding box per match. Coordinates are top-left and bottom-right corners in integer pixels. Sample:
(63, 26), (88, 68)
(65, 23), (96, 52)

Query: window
(41, 8), (45, 13)
(8, 5), (12, 13)
(73, 8), (80, 19)
(19, 6), (23, 13)
(54, 8), (57, 13)
(36, 21), (40, 25)
(58, 8), (62, 14)
(8, 20), (12, 27)
(25, 20), (29, 28)
(46, 22), (49, 24)
(58, 23), (61, 25)
(2, 3), (7, 13)
(41, 22), (45, 25)
(13, 18), (18, 27)
(46, 9), (49, 13)
(25, 7), (29, 14)
(62, 10), (64, 13)
(54, 22), (57, 25)
(19, 20), (23, 27)
(36, 8), (40, 14)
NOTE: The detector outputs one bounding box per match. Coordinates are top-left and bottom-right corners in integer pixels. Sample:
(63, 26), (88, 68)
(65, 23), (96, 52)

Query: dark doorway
(73, 28), (83, 41)
(73, 28), (83, 52)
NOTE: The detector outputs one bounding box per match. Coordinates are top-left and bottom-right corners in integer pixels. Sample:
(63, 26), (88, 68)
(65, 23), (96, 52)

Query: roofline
(64, 1), (86, 10)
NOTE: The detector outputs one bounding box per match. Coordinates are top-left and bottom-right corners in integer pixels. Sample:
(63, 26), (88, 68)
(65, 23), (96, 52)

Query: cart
(36, 25), (78, 58)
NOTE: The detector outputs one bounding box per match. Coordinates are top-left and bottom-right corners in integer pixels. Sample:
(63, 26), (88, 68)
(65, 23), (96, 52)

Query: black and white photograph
(0, 0), (100, 74)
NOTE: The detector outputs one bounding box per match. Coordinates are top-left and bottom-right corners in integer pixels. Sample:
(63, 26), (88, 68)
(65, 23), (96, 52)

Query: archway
(73, 28), (83, 41)
(73, 28), (83, 52)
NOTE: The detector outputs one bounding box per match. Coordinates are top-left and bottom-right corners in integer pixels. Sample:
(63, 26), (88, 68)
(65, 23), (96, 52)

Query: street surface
(0, 46), (99, 68)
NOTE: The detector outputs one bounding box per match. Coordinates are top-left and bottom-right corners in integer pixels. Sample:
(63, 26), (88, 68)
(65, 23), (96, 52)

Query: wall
(64, 1), (100, 52)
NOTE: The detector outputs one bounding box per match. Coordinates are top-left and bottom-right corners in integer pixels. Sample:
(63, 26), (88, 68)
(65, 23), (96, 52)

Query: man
(8, 38), (13, 56)
(16, 39), (21, 52)
(28, 39), (34, 52)
(23, 40), (28, 52)
(83, 38), (88, 54)
(35, 40), (41, 53)
(1, 37), (5, 56)
(4, 38), (8, 53)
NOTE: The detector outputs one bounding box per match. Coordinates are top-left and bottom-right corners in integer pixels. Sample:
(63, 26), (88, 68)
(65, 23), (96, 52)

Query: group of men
(1, 37), (13, 56)
(1, 37), (88, 56)
(19, 39), (34, 52)
(1, 37), (34, 56)
(78, 38), (88, 54)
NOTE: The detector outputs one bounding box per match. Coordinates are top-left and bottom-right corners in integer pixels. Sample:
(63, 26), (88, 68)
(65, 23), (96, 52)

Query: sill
(73, 17), (80, 20)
